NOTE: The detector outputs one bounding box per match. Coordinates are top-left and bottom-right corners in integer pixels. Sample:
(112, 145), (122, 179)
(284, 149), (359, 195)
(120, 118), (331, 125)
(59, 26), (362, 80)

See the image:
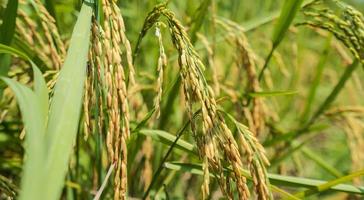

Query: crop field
(0, 0), (364, 199)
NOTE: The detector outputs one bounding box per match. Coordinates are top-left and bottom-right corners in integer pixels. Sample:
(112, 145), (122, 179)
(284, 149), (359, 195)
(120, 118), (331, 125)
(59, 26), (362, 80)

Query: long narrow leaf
(0, 0), (18, 44)
(293, 169), (364, 198)
(271, 0), (304, 48)
(0, 44), (49, 121)
(139, 129), (196, 155)
(1, 78), (46, 200)
(164, 162), (364, 195)
(43, 3), (93, 200)
(258, 0), (304, 81)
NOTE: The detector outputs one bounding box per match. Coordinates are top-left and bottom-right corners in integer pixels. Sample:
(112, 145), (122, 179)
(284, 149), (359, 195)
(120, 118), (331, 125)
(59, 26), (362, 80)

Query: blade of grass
(164, 162), (364, 195)
(93, 164), (115, 200)
(258, 0), (304, 81)
(43, 3), (93, 199)
(0, 44), (31, 61)
(0, 78), (46, 200)
(0, 44), (49, 125)
(0, 0), (18, 45)
(292, 169), (364, 199)
(270, 185), (301, 200)
(300, 147), (343, 178)
(247, 90), (298, 97)
(138, 129), (196, 155)
(0, 0), (18, 98)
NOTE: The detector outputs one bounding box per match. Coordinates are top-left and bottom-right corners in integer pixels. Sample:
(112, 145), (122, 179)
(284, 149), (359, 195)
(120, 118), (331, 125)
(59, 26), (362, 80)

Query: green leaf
(258, 0), (304, 81)
(11, 36), (49, 70)
(164, 162), (364, 195)
(247, 90), (298, 97)
(132, 108), (156, 133)
(0, 44), (49, 128)
(138, 129), (196, 155)
(1, 78), (46, 200)
(300, 147), (343, 178)
(271, 0), (304, 48)
(0, 0), (18, 89)
(292, 169), (364, 198)
(0, 0), (18, 44)
(41, 3), (93, 200)
(32, 64), (49, 126)
(0, 43), (31, 60)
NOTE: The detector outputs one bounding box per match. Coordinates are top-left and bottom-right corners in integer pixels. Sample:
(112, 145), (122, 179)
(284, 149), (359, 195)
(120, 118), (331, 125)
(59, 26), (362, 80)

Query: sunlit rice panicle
(83, 64), (91, 140)
(33, 0), (65, 69)
(153, 23), (167, 119)
(16, 0), (65, 70)
(15, 17), (34, 45)
(16, 9), (49, 66)
(136, 4), (271, 199)
(87, 9), (131, 199)
(230, 116), (271, 200)
(108, 0), (136, 88)
(83, 0), (134, 199)
(300, 0), (364, 63)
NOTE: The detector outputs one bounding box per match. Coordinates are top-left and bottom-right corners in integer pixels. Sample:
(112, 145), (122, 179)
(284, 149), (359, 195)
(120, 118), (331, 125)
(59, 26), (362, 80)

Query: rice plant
(0, 0), (364, 199)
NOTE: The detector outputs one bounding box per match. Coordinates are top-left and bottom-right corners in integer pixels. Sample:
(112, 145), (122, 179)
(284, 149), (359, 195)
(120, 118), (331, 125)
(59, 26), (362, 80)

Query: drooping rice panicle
(135, 4), (271, 199)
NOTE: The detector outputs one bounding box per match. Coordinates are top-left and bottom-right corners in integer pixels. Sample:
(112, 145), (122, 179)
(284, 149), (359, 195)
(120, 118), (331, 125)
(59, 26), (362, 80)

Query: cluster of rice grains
(85, 0), (136, 199)
(16, 0), (65, 70)
(216, 18), (268, 137)
(300, 0), (364, 63)
(136, 4), (271, 200)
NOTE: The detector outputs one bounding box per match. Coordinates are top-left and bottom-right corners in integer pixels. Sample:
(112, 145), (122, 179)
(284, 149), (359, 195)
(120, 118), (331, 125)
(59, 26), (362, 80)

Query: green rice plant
(0, 2), (92, 199)
(0, 0), (364, 199)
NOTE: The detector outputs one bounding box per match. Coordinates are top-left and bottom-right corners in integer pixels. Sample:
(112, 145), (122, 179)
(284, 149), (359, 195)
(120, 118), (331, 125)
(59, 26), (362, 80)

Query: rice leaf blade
(0, 78), (46, 200)
(0, 0), (18, 45)
(164, 162), (364, 195)
(43, 3), (93, 200)
(271, 0), (304, 48)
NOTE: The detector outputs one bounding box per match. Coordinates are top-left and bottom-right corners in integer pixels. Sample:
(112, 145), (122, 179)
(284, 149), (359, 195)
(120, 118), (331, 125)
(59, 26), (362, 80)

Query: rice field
(0, 0), (364, 199)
